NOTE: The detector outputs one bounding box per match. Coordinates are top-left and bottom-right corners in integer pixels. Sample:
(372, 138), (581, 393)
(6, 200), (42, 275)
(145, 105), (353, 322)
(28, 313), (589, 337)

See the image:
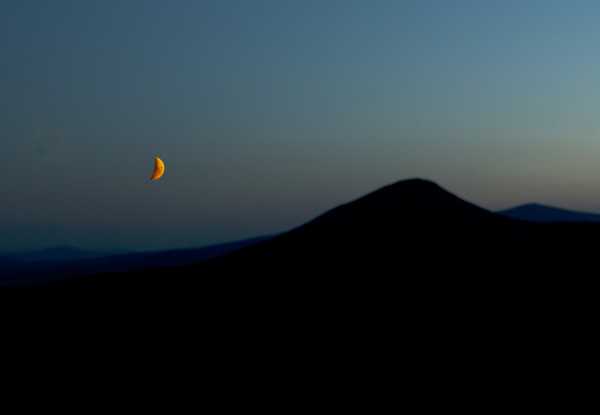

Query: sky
(3, 0), (600, 251)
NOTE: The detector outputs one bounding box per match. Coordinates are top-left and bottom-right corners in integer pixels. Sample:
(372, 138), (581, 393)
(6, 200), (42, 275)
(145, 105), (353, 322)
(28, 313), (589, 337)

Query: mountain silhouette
(305, 178), (497, 228)
(196, 178), (527, 275)
(499, 203), (600, 223)
(8, 178), (600, 291)
(10, 178), (596, 381)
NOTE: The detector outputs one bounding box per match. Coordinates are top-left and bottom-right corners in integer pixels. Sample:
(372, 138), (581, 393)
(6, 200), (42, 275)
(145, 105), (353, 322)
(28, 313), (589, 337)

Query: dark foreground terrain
(7, 177), (594, 330)
(6, 179), (597, 297)
(3, 179), (594, 396)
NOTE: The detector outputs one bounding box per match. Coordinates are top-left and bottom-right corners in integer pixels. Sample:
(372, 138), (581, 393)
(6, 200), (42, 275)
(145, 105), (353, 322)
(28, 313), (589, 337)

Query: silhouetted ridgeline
(20, 178), (598, 290)
(3, 179), (594, 388)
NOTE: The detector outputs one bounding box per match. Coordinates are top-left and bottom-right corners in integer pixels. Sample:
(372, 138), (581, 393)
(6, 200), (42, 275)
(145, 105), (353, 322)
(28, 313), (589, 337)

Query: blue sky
(3, 0), (600, 250)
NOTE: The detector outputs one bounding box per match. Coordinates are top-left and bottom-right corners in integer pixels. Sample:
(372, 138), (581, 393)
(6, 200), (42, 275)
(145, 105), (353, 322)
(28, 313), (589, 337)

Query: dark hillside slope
(201, 179), (534, 274)
(21, 179), (597, 366)
(32, 179), (600, 294)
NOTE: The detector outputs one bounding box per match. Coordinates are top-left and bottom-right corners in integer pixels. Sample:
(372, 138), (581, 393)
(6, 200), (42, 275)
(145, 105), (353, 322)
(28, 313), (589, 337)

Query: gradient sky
(3, 0), (600, 251)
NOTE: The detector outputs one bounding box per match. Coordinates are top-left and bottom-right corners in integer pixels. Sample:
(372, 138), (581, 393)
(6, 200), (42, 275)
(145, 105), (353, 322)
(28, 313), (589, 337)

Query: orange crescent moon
(150, 156), (165, 181)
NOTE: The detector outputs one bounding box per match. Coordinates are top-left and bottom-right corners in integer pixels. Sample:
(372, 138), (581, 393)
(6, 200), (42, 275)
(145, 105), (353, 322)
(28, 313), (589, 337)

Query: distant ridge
(499, 203), (600, 223)
(3, 246), (104, 262)
(9, 178), (600, 289)
(0, 236), (270, 283)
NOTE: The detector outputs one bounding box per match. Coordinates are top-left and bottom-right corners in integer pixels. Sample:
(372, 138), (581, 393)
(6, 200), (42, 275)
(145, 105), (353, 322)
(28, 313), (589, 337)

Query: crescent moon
(150, 156), (165, 181)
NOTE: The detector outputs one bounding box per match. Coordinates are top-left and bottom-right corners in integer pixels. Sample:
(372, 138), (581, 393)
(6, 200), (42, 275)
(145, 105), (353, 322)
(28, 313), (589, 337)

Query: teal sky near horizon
(3, 0), (600, 251)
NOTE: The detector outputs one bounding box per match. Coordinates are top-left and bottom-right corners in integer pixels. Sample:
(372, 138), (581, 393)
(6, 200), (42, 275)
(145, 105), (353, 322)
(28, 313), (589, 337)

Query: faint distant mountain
(499, 203), (600, 223)
(53, 236), (271, 274)
(3, 245), (106, 262)
(0, 237), (270, 284)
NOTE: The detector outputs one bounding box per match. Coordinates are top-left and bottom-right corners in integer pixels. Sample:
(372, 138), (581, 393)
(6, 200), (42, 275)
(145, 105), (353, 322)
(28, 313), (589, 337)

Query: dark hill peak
(357, 178), (454, 205)
(341, 178), (488, 214)
(225, 178), (516, 269)
(303, 178), (497, 231)
(377, 178), (442, 191)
